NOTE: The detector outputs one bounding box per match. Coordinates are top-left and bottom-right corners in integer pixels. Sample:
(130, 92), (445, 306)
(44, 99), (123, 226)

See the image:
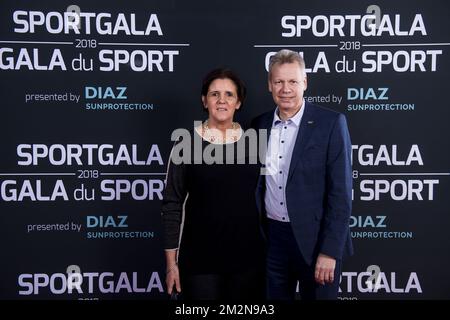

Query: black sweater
(161, 131), (265, 274)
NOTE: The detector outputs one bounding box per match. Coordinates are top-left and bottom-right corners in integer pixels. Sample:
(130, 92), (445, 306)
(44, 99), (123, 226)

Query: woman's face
(202, 78), (241, 126)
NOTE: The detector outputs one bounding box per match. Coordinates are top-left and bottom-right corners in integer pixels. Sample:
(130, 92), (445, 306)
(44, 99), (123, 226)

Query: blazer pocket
(304, 144), (326, 160)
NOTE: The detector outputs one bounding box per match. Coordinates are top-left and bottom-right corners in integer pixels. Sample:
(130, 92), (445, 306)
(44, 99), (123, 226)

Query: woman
(161, 68), (265, 300)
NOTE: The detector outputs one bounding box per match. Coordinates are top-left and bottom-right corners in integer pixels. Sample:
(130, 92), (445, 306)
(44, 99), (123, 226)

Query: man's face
(268, 62), (307, 115)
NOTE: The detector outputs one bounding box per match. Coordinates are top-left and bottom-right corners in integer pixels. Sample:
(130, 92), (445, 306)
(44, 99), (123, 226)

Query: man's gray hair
(268, 49), (306, 79)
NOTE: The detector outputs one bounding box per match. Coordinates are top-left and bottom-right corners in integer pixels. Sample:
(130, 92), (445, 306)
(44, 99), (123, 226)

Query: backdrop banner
(0, 0), (449, 300)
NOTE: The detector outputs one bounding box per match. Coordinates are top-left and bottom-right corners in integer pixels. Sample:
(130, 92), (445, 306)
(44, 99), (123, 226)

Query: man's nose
(281, 83), (291, 92)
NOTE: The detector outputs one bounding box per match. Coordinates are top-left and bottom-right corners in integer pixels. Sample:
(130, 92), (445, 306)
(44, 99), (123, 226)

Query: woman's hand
(166, 263), (181, 295)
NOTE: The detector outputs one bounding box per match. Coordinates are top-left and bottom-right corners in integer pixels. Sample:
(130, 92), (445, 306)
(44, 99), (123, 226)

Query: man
(252, 49), (353, 300)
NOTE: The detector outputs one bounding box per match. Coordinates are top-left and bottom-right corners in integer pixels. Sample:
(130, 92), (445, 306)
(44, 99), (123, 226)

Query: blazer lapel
(261, 111), (274, 142)
(257, 110), (274, 160)
(287, 103), (316, 182)
(255, 110), (275, 220)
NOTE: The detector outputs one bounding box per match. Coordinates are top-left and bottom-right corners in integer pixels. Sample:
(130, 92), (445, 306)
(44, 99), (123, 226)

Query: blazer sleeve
(320, 113), (353, 259)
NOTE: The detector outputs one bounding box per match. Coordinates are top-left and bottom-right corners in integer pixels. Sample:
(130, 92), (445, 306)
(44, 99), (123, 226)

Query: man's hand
(314, 253), (336, 285)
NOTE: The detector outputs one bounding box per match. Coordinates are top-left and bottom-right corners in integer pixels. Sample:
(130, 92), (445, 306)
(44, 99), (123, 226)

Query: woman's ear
(201, 96), (207, 109)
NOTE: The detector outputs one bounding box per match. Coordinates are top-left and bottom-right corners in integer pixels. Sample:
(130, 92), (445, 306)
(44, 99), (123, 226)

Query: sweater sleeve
(161, 144), (188, 250)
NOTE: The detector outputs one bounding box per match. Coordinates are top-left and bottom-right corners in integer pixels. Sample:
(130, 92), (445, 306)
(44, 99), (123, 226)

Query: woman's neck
(206, 119), (234, 135)
(198, 119), (241, 144)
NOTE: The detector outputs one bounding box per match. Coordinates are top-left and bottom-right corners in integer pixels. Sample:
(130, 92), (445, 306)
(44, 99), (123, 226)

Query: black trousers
(266, 219), (341, 300)
(180, 268), (265, 300)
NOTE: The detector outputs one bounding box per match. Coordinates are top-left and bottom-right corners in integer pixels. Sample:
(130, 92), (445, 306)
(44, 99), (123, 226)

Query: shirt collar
(272, 99), (306, 127)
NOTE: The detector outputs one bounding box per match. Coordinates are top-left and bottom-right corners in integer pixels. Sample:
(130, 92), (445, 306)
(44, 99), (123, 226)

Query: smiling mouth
(216, 107), (228, 111)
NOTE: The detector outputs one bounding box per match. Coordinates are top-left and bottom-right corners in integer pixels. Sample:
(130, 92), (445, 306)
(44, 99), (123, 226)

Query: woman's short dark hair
(201, 68), (247, 111)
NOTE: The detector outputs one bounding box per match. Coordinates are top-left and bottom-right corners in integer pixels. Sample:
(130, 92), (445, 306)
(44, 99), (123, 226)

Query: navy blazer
(252, 102), (354, 265)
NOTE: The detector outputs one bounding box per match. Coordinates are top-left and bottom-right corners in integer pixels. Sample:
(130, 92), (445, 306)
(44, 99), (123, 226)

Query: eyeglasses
(206, 91), (238, 102)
